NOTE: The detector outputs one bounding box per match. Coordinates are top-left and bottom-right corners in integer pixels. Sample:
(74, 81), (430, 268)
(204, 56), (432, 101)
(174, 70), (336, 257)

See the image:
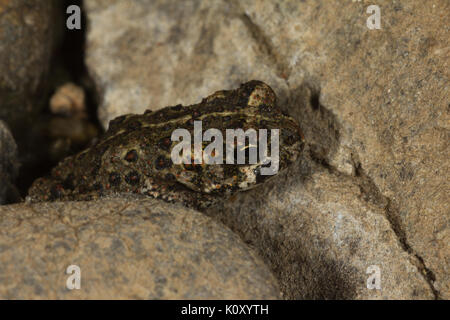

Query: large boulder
(0, 199), (281, 299)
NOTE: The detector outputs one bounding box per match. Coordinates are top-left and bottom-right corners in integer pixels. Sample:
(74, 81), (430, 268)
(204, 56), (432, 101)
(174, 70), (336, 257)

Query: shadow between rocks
(286, 81), (342, 168)
(204, 155), (361, 299)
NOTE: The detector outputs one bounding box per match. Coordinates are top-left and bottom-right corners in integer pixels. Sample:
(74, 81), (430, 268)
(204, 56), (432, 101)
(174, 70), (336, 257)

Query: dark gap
(354, 161), (362, 177)
(310, 91), (320, 111)
(15, 0), (100, 198)
(59, 0), (99, 122)
(356, 162), (440, 299)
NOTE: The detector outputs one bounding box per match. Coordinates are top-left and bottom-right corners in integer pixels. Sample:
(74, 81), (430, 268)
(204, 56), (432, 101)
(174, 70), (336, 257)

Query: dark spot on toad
(109, 172), (121, 186)
(184, 163), (203, 173)
(50, 184), (64, 200)
(155, 156), (172, 170)
(78, 184), (89, 194)
(93, 182), (103, 191)
(259, 120), (268, 127)
(125, 171), (140, 186)
(282, 129), (299, 145)
(163, 124), (172, 131)
(165, 173), (176, 181)
(127, 121), (142, 131)
(158, 137), (172, 151)
(124, 150), (138, 162)
(192, 110), (201, 119)
(90, 163), (101, 177)
(62, 174), (75, 190)
(259, 104), (273, 114)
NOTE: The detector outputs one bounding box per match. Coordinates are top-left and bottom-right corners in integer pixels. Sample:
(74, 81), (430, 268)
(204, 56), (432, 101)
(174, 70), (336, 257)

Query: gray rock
(0, 199), (281, 299)
(205, 151), (435, 299)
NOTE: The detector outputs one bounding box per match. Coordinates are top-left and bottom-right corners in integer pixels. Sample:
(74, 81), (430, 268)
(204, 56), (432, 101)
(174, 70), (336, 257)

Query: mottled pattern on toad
(28, 81), (304, 209)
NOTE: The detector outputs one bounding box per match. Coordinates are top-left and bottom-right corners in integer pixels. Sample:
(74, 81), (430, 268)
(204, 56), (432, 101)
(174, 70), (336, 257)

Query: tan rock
(240, 0), (449, 298)
(84, 0), (286, 128)
(206, 151), (435, 299)
(0, 199), (281, 299)
(49, 83), (86, 117)
(84, 0), (448, 298)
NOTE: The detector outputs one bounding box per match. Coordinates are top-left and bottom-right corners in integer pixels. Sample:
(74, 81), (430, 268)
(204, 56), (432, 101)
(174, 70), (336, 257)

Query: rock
(84, 0), (286, 128)
(50, 83), (86, 117)
(0, 199), (281, 299)
(239, 0), (448, 298)
(205, 151), (435, 299)
(84, 0), (448, 298)
(0, 121), (19, 204)
(0, 0), (59, 134)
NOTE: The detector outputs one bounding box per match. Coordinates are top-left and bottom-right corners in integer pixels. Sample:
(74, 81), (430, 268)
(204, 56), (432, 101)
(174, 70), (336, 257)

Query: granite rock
(0, 199), (281, 299)
(205, 151), (436, 299)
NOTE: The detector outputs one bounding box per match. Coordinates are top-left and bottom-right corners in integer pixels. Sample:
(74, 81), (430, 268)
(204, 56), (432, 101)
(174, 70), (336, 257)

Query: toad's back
(28, 81), (304, 208)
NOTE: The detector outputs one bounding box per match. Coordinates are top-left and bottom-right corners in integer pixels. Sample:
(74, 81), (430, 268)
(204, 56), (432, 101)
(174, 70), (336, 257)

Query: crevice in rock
(311, 143), (440, 299)
(288, 79), (440, 299)
(310, 91), (320, 111)
(356, 166), (441, 299)
(240, 13), (290, 80)
(229, 0), (290, 80)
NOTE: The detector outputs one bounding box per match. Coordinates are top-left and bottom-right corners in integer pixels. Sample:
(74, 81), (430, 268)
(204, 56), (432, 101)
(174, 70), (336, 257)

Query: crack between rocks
(357, 168), (441, 300)
(311, 149), (440, 299)
(228, 1), (291, 80)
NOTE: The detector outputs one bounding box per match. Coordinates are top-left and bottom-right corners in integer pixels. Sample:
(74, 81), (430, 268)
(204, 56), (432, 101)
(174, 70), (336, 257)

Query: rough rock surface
(0, 121), (18, 204)
(84, 0), (287, 128)
(85, 0), (448, 299)
(206, 151), (435, 299)
(0, 0), (59, 134)
(241, 0), (449, 298)
(0, 199), (281, 299)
